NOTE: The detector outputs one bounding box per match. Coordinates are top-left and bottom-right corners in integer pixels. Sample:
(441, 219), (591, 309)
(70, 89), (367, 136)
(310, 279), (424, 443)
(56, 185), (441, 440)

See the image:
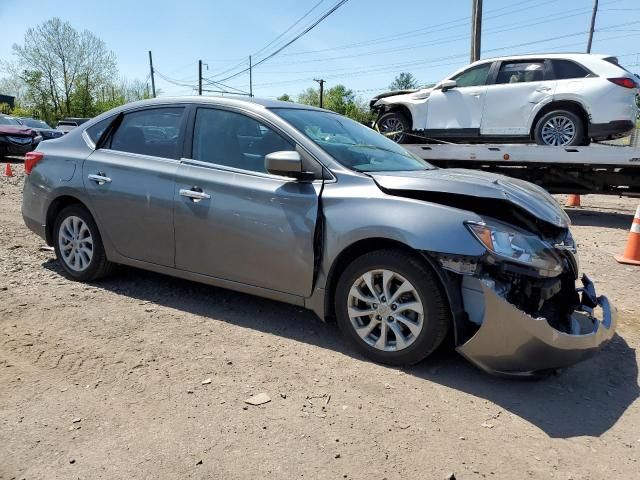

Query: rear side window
(495, 61), (545, 84)
(109, 107), (185, 159)
(552, 60), (590, 80)
(86, 116), (115, 145)
(191, 108), (293, 174)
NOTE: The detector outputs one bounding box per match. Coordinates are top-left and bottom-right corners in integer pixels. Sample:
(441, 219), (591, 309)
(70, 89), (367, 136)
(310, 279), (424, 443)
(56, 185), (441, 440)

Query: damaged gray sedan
(21, 97), (616, 376)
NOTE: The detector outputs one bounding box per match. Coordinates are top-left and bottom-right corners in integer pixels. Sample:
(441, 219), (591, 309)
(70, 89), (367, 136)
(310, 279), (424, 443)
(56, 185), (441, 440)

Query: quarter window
(495, 61), (545, 84)
(109, 107), (185, 159)
(192, 108), (294, 174)
(86, 116), (115, 145)
(451, 63), (492, 88)
(552, 60), (590, 80)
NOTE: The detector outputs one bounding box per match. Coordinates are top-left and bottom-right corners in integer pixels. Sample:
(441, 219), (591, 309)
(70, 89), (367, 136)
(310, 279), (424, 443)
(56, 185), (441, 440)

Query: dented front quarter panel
(458, 280), (617, 376)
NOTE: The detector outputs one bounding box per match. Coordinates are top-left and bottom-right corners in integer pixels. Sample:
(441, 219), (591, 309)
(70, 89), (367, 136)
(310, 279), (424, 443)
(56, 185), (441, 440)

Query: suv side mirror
(265, 150), (315, 180)
(440, 79), (457, 92)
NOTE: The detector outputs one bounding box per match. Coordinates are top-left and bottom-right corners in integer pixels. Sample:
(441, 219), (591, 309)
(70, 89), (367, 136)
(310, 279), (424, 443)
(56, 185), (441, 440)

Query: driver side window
(451, 63), (492, 88)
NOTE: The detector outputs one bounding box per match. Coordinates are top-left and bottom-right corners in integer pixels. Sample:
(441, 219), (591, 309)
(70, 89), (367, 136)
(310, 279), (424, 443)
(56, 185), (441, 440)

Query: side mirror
(440, 79), (457, 92)
(265, 150), (312, 180)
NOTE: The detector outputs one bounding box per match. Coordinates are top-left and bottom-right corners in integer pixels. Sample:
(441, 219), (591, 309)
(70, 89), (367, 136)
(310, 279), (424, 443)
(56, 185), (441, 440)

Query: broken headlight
(466, 221), (563, 277)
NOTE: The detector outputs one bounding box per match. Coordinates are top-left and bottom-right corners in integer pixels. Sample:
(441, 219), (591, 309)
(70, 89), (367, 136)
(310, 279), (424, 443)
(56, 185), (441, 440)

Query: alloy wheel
(58, 215), (94, 272)
(540, 115), (577, 146)
(347, 269), (424, 352)
(379, 116), (406, 142)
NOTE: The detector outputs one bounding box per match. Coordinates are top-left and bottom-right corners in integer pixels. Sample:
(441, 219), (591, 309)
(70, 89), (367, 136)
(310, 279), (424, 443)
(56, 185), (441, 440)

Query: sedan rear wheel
(53, 204), (114, 281)
(335, 249), (450, 366)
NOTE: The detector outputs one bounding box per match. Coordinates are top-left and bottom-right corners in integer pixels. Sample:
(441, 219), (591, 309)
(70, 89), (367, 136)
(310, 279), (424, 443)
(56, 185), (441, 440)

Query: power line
(214, 0), (351, 83)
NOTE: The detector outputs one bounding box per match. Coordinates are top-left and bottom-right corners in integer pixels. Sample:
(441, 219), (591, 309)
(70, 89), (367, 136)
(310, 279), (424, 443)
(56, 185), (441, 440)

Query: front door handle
(535, 86), (552, 92)
(180, 187), (211, 202)
(88, 173), (111, 185)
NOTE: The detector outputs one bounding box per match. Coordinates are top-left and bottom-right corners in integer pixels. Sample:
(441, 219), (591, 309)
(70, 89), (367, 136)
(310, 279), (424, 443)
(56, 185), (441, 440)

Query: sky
(1, 0), (639, 101)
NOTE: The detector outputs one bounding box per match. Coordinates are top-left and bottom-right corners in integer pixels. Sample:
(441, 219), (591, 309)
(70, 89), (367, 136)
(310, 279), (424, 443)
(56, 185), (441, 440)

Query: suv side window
(551, 59), (590, 80)
(109, 107), (185, 159)
(451, 63), (492, 88)
(192, 108), (294, 174)
(495, 61), (545, 84)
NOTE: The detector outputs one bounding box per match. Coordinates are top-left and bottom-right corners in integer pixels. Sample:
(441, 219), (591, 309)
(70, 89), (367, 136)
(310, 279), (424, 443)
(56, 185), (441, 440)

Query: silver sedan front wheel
(58, 215), (94, 271)
(347, 269), (424, 352)
(335, 249), (450, 366)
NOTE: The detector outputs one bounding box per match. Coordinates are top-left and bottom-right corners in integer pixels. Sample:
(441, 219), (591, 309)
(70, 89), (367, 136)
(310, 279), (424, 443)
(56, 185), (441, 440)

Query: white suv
(372, 53), (639, 146)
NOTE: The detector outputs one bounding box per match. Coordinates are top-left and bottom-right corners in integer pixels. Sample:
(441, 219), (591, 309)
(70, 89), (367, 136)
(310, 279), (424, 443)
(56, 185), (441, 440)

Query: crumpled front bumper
(457, 275), (617, 377)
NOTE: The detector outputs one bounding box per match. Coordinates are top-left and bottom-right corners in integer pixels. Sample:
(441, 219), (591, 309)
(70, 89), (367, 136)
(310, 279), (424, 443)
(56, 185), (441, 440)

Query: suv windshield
(273, 108), (433, 173)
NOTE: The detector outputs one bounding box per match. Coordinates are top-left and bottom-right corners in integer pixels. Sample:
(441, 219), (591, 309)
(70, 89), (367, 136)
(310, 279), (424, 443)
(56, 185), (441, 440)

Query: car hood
(370, 168), (569, 228)
(0, 125), (35, 137)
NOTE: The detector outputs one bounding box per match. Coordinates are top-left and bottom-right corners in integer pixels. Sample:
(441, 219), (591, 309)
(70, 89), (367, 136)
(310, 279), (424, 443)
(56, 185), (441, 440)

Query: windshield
(273, 108), (434, 172)
(22, 119), (51, 129)
(0, 116), (21, 126)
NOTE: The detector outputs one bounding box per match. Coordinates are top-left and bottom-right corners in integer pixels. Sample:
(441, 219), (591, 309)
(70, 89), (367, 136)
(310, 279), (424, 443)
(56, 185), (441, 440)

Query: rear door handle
(536, 87), (552, 92)
(180, 188), (211, 202)
(88, 173), (111, 185)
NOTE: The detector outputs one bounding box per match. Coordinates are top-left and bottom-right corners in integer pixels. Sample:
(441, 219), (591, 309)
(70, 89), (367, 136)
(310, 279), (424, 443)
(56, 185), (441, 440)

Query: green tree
(10, 17), (117, 118)
(296, 84), (373, 125)
(277, 93), (292, 102)
(389, 72), (419, 90)
(297, 87), (320, 107)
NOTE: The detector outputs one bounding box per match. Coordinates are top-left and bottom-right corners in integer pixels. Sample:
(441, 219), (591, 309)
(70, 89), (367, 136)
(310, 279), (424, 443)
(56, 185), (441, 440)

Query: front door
(424, 62), (493, 135)
(481, 60), (556, 136)
(173, 107), (320, 297)
(83, 106), (186, 266)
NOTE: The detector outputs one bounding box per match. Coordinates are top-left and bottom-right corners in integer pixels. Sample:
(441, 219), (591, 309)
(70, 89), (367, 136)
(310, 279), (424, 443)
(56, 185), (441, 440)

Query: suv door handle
(88, 173), (111, 185)
(535, 86), (552, 92)
(180, 187), (211, 202)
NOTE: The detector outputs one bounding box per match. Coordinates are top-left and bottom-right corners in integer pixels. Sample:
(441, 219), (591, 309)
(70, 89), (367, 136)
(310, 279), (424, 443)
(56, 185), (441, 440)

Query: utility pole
(148, 50), (156, 98)
(314, 78), (325, 108)
(470, 0), (483, 63)
(198, 59), (203, 95)
(249, 56), (253, 98)
(587, 0), (599, 53)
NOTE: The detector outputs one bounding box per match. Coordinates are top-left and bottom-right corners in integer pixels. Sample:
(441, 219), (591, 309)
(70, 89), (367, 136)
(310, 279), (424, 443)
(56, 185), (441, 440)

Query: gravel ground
(1, 163), (639, 480)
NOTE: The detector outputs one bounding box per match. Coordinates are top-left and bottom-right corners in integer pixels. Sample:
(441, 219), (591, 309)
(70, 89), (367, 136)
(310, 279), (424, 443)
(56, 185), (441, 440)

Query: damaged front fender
(458, 276), (617, 376)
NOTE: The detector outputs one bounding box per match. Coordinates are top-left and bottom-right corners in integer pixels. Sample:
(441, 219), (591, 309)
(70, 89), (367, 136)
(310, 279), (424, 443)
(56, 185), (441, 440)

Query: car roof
(109, 96), (327, 113)
(469, 53), (612, 65)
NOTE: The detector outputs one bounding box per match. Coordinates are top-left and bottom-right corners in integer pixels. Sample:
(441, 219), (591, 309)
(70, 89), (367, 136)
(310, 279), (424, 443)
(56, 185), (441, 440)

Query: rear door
(173, 106), (320, 297)
(83, 106), (186, 266)
(425, 62), (493, 135)
(481, 59), (555, 136)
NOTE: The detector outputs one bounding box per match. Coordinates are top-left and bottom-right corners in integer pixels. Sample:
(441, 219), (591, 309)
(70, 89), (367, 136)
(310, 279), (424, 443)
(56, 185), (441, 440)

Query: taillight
(607, 77), (638, 89)
(24, 151), (44, 175)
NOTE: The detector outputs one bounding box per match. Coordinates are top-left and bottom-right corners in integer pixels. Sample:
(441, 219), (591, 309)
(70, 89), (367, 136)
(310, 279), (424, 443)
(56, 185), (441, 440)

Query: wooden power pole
(314, 78), (325, 108)
(148, 51), (156, 98)
(198, 59), (203, 95)
(587, 0), (599, 53)
(470, 0), (483, 63)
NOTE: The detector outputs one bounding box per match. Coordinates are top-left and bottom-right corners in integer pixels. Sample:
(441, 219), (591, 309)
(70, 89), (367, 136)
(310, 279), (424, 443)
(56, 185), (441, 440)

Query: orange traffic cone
(4, 163), (13, 177)
(615, 205), (640, 266)
(566, 194), (581, 207)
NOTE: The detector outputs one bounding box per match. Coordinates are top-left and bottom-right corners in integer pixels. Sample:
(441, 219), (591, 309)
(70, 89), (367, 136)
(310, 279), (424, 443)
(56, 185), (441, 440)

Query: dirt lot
(1, 163), (639, 480)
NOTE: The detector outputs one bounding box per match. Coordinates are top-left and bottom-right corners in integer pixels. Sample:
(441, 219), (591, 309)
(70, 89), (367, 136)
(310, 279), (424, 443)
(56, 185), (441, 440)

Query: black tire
(376, 111), (411, 144)
(534, 109), (586, 146)
(53, 204), (115, 282)
(334, 249), (450, 366)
